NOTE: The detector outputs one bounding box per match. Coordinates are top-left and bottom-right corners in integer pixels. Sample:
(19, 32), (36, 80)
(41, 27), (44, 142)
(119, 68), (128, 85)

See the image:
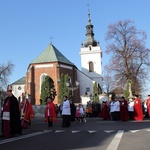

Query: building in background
(11, 77), (26, 102)
(11, 9), (105, 105)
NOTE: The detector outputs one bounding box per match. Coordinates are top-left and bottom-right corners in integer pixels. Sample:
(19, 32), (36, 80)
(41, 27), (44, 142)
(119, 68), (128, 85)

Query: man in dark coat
(70, 100), (76, 122)
(1, 85), (22, 138)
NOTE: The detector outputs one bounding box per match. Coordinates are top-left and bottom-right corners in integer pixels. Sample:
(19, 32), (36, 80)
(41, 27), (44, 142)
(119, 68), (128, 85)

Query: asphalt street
(1, 117), (150, 150)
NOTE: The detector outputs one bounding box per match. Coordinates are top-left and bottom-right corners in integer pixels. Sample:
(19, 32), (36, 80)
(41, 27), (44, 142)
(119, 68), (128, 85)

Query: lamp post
(66, 80), (80, 96)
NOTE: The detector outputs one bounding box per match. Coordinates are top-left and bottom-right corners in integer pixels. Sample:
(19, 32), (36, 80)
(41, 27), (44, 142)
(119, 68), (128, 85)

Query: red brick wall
(26, 62), (80, 105)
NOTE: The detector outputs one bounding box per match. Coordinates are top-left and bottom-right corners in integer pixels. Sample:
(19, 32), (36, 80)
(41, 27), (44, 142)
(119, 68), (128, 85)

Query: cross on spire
(87, 3), (90, 11)
(87, 4), (91, 21)
(50, 36), (53, 44)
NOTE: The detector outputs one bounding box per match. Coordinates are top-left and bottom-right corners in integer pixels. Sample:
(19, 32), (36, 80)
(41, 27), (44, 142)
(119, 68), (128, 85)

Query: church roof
(32, 43), (74, 65)
(11, 77), (26, 85)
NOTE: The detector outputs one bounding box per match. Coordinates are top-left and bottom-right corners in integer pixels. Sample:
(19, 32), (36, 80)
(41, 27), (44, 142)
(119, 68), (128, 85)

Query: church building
(12, 9), (103, 105)
(25, 44), (80, 105)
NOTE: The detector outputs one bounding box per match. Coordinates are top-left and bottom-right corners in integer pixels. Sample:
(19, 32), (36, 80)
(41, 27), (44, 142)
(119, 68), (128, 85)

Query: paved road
(0, 117), (150, 150)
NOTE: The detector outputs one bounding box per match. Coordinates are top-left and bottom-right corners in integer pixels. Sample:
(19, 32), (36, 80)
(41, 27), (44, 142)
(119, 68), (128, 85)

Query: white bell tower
(79, 8), (103, 88)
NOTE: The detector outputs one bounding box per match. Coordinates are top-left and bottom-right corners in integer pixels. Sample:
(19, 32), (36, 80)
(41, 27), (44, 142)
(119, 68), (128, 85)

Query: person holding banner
(20, 95), (34, 129)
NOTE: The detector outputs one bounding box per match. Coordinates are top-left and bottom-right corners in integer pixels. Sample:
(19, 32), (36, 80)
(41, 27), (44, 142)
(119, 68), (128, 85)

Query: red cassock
(134, 98), (143, 121)
(99, 102), (111, 120)
(120, 100), (129, 121)
(20, 99), (34, 128)
(2, 99), (11, 138)
(45, 101), (57, 122)
(20, 100), (34, 121)
(146, 98), (150, 117)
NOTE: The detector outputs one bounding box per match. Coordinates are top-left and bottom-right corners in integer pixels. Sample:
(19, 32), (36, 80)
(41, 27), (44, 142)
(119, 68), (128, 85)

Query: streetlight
(66, 80), (80, 96)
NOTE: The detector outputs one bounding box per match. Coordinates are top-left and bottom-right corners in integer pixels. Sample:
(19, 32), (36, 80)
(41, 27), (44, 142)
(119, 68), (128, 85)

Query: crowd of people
(85, 101), (101, 117)
(0, 85), (86, 138)
(1, 84), (150, 139)
(99, 95), (150, 121)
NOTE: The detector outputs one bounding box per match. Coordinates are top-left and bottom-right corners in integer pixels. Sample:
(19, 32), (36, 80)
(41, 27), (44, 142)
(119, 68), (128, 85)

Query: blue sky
(0, 0), (150, 96)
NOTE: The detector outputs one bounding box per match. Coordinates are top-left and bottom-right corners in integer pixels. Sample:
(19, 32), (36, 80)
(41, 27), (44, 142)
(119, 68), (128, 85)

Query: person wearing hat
(1, 85), (22, 138)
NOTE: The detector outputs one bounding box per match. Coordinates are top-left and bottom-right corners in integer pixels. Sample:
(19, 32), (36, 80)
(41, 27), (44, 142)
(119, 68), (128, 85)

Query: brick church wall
(26, 62), (80, 105)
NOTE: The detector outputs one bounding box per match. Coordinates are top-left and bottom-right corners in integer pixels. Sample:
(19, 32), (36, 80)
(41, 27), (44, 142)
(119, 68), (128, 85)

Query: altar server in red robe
(45, 98), (57, 127)
(20, 96), (34, 129)
(134, 95), (143, 121)
(99, 101), (111, 120)
(120, 96), (129, 121)
(1, 85), (22, 138)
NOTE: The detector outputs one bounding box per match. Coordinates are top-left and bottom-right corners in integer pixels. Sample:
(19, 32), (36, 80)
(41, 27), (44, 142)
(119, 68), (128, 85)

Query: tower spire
(87, 4), (91, 25)
(83, 5), (97, 47)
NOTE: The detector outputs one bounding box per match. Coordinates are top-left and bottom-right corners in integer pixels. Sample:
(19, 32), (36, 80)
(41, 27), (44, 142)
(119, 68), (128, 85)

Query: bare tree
(0, 61), (14, 88)
(103, 69), (116, 94)
(105, 19), (150, 95)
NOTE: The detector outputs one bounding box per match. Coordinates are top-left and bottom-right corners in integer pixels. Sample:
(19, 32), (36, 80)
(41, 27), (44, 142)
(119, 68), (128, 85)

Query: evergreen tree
(65, 74), (72, 100)
(58, 73), (65, 103)
(58, 74), (71, 103)
(93, 82), (99, 103)
(40, 76), (57, 104)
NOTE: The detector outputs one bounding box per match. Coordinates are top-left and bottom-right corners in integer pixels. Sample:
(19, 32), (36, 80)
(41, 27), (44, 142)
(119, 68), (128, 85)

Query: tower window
(89, 62), (94, 72)
(89, 46), (92, 50)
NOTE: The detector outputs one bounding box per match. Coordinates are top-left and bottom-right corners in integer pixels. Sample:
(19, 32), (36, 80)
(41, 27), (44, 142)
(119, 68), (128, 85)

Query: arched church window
(89, 62), (94, 72)
(40, 73), (47, 94)
(41, 74), (46, 83)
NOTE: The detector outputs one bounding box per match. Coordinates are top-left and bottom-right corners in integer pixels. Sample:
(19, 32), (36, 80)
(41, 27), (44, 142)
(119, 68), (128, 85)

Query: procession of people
(99, 95), (148, 121)
(1, 84), (150, 139)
